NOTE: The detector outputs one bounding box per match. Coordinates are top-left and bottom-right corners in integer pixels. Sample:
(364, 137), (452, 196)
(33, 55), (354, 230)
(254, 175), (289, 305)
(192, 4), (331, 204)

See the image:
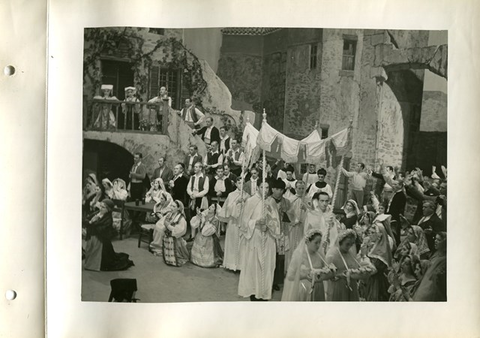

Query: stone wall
(420, 91), (447, 132)
(217, 34), (264, 112)
(216, 54), (263, 111)
(319, 29), (364, 166)
(283, 42), (322, 138)
(262, 51), (287, 131)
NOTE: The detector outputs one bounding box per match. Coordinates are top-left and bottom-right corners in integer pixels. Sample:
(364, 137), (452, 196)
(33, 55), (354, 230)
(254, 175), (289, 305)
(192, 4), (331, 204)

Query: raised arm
(341, 167), (353, 177)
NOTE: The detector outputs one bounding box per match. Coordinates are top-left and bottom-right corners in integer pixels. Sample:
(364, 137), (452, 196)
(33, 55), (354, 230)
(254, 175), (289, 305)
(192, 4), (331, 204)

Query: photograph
(81, 26), (447, 303)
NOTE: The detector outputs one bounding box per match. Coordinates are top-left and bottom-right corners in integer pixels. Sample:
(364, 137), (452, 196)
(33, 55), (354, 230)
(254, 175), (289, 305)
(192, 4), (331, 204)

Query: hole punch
(4, 65), (15, 76)
(5, 290), (17, 300)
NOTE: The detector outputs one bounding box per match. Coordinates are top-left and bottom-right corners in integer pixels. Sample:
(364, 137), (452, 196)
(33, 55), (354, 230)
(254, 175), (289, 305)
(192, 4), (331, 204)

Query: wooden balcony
(84, 99), (170, 135)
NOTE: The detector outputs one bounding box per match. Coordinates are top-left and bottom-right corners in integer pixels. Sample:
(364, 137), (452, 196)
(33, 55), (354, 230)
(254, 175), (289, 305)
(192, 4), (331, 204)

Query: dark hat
(102, 199), (115, 211)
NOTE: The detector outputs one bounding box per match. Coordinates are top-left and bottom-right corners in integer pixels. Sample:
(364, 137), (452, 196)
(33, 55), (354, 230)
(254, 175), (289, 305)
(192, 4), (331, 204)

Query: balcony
(84, 99), (170, 134)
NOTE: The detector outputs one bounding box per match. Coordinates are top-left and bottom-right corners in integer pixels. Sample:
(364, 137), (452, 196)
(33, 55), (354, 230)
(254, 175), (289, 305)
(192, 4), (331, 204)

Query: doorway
(101, 59), (134, 100)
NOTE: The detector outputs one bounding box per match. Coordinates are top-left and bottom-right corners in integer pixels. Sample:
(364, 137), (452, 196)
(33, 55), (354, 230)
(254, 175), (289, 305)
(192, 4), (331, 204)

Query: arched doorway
(83, 139), (133, 183)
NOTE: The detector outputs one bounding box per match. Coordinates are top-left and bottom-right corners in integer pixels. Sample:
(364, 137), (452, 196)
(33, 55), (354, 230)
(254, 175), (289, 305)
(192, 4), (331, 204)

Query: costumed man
(204, 141), (224, 177)
(184, 145), (202, 177)
(179, 97), (205, 130)
(224, 138), (244, 177)
(218, 125), (231, 155)
(194, 117), (220, 145)
(270, 178), (294, 291)
(120, 86), (140, 130)
(93, 84), (118, 129)
(169, 163), (189, 206)
(186, 162), (209, 241)
(127, 152), (147, 235)
(238, 181), (281, 301)
(147, 86), (171, 131)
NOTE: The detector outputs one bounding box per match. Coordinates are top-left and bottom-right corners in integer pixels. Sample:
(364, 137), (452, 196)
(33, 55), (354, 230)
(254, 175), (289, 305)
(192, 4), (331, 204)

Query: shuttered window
(149, 66), (181, 109)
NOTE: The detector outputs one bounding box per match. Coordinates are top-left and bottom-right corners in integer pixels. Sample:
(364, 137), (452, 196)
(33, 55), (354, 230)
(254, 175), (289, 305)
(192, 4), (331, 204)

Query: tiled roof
(221, 28), (282, 36)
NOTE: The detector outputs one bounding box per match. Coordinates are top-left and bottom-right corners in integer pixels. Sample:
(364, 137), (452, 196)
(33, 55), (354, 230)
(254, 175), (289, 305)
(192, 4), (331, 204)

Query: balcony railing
(84, 99), (170, 134)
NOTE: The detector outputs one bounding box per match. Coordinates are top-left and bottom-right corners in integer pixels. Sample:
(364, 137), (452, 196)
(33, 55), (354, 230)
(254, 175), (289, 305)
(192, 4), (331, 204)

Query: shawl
(367, 223), (393, 268)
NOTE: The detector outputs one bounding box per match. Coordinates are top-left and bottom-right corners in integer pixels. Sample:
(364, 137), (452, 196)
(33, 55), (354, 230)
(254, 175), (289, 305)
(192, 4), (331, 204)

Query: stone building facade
(217, 28), (448, 175)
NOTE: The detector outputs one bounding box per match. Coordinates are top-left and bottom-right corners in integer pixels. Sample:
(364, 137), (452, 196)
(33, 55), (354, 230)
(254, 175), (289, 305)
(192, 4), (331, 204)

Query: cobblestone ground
(82, 236), (283, 302)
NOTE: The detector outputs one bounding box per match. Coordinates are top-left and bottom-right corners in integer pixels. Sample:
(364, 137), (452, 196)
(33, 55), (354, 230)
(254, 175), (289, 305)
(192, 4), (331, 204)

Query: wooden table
(123, 201), (155, 213)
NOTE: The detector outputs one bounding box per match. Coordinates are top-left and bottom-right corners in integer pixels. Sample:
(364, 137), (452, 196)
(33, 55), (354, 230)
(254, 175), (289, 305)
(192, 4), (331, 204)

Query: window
(320, 124), (329, 139)
(342, 39), (357, 71)
(310, 43), (318, 69)
(149, 66), (181, 109)
(100, 59), (134, 100)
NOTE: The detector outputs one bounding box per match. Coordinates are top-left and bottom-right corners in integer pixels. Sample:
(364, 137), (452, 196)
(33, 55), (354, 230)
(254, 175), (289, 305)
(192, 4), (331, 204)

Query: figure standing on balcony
(93, 84), (118, 130)
(147, 86), (171, 132)
(179, 98), (205, 130)
(149, 86), (172, 107)
(121, 86), (140, 130)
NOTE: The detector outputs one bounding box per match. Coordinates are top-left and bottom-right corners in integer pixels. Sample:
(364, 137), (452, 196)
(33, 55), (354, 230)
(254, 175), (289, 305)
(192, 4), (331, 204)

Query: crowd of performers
(82, 136), (447, 302)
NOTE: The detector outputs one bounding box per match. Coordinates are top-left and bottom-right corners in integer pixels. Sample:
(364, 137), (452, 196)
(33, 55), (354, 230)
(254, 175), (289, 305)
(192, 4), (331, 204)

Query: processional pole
(330, 120), (354, 208)
(261, 109), (267, 218)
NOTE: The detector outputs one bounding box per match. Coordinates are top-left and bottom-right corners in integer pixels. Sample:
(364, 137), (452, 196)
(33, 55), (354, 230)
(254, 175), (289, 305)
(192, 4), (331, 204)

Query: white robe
(285, 195), (307, 271)
(238, 194), (280, 300)
(217, 189), (247, 271)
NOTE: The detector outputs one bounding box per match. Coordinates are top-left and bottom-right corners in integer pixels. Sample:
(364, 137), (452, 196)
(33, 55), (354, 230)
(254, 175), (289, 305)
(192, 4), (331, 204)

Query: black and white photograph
(81, 26), (448, 303)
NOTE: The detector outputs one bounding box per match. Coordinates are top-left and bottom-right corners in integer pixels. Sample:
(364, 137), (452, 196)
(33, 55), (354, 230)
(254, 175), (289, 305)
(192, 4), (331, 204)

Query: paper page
(47, 0), (480, 337)
(0, 0), (46, 337)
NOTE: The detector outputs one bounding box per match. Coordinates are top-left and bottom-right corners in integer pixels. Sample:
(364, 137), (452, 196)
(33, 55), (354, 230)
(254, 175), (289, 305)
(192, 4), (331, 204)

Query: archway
(384, 69), (423, 171)
(83, 139), (133, 183)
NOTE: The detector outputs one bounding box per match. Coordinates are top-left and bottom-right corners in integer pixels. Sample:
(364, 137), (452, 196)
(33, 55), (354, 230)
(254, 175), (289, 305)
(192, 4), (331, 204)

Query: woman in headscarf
(107, 178), (131, 234)
(111, 178), (128, 201)
(145, 178), (170, 203)
(102, 178), (114, 199)
(362, 223), (393, 301)
(281, 229), (335, 301)
(83, 179), (97, 211)
(340, 199), (361, 229)
(83, 199), (134, 271)
(326, 229), (363, 301)
(395, 225), (430, 261)
(149, 192), (176, 255)
(88, 184), (106, 216)
(190, 203), (224, 268)
(409, 232), (447, 301)
(161, 200), (190, 267)
(389, 254), (426, 301)
(373, 205), (396, 251)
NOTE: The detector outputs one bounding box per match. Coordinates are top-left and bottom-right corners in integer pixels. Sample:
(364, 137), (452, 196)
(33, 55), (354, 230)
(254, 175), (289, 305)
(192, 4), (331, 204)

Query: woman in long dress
(282, 229), (335, 301)
(149, 193), (175, 255)
(161, 200), (190, 267)
(93, 84), (119, 130)
(326, 229), (362, 301)
(83, 199), (134, 271)
(362, 223), (392, 301)
(190, 203), (224, 268)
(217, 177), (248, 271)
